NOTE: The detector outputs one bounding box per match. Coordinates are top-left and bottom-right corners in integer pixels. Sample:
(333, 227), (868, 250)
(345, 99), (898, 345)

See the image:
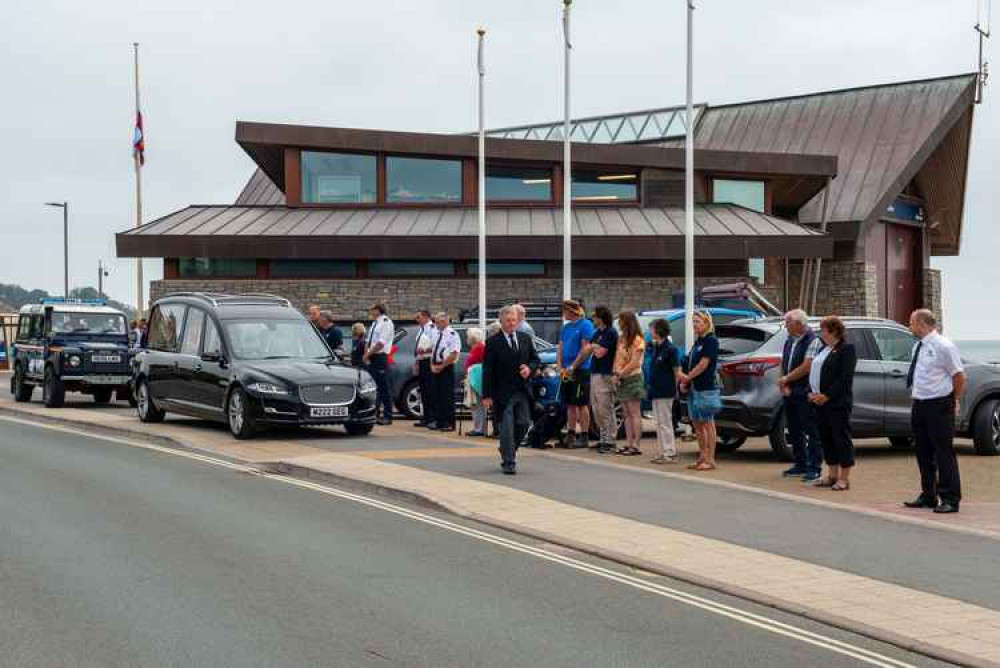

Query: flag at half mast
(133, 110), (145, 166)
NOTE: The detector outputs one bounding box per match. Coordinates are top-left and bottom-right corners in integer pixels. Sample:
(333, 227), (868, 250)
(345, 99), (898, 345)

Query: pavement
(2, 382), (1000, 666)
(0, 418), (950, 668)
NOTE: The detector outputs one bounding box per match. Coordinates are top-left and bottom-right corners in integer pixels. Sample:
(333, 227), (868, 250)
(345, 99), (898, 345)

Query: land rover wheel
(767, 411), (793, 461)
(136, 378), (165, 423)
(227, 387), (257, 440)
(13, 366), (33, 403)
(42, 367), (65, 408)
(93, 388), (114, 404)
(972, 398), (1000, 456)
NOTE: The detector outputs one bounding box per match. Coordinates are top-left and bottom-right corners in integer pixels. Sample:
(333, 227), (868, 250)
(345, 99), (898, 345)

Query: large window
(270, 260), (357, 278)
(178, 258), (256, 278)
(713, 179), (767, 282)
(148, 304), (187, 353)
(467, 261), (545, 276)
(301, 151), (377, 204)
(386, 157), (462, 203)
(369, 261), (455, 277)
(572, 169), (639, 202)
(485, 165), (552, 202)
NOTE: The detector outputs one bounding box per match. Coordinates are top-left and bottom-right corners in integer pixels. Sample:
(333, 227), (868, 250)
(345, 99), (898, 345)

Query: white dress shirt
(415, 322), (435, 361)
(366, 315), (395, 355)
(809, 346), (832, 395)
(910, 331), (963, 401)
(430, 326), (461, 365)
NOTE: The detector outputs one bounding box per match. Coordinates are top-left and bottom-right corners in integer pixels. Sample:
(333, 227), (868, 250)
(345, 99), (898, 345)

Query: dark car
(132, 293), (377, 439)
(709, 317), (1000, 459)
(10, 299), (134, 407)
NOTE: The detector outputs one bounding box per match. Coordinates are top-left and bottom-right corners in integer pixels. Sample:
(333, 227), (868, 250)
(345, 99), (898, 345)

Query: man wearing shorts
(557, 299), (595, 448)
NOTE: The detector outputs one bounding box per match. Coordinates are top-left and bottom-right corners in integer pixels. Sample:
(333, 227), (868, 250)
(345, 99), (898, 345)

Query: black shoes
(903, 496), (937, 509)
(437, 424), (455, 432)
(597, 443), (616, 454)
(501, 464), (517, 475)
(376, 417), (392, 426)
(933, 502), (960, 514)
(414, 421), (429, 428)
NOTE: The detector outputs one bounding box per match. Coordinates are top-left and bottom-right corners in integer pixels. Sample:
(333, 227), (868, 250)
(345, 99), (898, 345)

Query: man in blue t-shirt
(557, 299), (596, 448)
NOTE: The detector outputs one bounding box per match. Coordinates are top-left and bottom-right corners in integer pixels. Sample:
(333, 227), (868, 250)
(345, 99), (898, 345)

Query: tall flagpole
(562, 0), (572, 301)
(476, 28), (487, 330)
(684, 1), (695, 352)
(133, 42), (145, 317)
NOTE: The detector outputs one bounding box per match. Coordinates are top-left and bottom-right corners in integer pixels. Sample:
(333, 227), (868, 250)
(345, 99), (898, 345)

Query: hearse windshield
(50, 312), (127, 335)
(224, 318), (332, 361)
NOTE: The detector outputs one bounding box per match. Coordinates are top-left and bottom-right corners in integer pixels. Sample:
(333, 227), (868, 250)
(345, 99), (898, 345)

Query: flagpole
(476, 28), (487, 331)
(133, 42), (144, 317)
(562, 0), (572, 302)
(684, 1), (695, 353)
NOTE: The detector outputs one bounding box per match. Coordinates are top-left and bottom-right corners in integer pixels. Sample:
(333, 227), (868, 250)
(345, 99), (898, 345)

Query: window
(178, 258), (256, 278)
(203, 318), (222, 357)
(148, 304), (187, 352)
(270, 260), (357, 278)
(301, 151), (376, 204)
(871, 328), (916, 363)
(180, 309), (205, 356)
(223, 319), (330, 361)
(386, 157), (462, 203)
(845, 328), (875, 360)
(17, 316), (33, 341)
(713, 179), (766, 282)
(572, 169), (638, 202)
(485, 165), (552, 201)
(467, 261), (545, 276)
(369, 261), (455, 277)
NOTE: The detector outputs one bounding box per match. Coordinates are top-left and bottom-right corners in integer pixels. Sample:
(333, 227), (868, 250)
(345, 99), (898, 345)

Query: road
(0, 418), (948, 668)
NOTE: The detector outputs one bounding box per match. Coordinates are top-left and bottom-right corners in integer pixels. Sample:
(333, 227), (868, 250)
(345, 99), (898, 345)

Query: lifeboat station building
(116, 73), (978, 324)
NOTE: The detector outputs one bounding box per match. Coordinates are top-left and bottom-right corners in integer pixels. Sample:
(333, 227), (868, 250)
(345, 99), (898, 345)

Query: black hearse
(133, 292), (376, 439)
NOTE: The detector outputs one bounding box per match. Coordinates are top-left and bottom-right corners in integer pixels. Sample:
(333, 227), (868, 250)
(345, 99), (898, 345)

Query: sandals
(813, 478), (837, 488)
(650, 455), (677, 465)
(692, 462), (716, 471)
(617, 447), (642, 456)
(832, 481), (850, 491)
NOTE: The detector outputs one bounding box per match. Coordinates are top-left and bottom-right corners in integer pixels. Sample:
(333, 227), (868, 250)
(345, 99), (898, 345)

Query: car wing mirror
(201, 351), (225, 364)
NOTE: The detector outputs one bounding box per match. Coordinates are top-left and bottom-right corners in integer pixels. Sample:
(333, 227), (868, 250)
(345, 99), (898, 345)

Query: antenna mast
(975, 0), (992, 103)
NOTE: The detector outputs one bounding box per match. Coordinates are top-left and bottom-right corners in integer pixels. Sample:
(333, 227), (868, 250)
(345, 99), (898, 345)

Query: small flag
(133, 110), (145, 166)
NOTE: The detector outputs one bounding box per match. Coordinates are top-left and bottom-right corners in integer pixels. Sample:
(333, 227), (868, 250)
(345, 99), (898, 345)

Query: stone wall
(784, 260), (880, 318)
(923, 268), (943, 332)
(150, 276), (752, 321)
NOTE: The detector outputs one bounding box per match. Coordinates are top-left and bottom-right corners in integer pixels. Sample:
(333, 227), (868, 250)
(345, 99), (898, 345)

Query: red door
(885, 223), (920, 325)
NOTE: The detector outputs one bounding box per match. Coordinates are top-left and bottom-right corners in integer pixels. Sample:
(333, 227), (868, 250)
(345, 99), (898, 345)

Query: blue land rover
(10, 299), (135, 407)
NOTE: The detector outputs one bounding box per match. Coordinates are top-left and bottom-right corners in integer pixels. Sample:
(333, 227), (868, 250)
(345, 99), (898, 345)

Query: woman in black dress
(808, 316), (858, 491)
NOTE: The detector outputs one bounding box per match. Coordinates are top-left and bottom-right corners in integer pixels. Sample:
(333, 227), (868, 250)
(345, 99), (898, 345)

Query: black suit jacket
(482, 331), (540, 405)
(817, 341), (857, 410)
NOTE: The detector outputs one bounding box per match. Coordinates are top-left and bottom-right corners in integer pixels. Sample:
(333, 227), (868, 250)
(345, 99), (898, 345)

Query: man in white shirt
(412, 309), (436, 428)
(903, 309), (965, 514)
(363, 301), (395, 426)
(514, 304), (535, 338)
(428, 312), (461, 432)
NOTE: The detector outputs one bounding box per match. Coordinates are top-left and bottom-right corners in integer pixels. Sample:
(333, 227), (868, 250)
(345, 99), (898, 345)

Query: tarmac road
(0, 419), (948, 668)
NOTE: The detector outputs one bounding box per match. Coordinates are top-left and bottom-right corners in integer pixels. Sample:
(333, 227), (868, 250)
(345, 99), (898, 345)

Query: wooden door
(885, 223), (920, 325)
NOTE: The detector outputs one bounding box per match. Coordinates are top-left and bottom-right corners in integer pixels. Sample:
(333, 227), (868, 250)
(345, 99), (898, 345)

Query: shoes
(933, 502), (960, 514)
(437, 425), (455, 433)
(414, 421), (429, 428)
(501, 464), (517, 475)
(903, 496), (937, 509)
(376, 417), (392, 426)
(801, 471), (822, 482)
(597, 442), (616, 454)
(577, 433), (590, 448)
(562, 433), (586, 449)
(782, 466), (806, 477)
(425, 422), (439, 430)
(467, 430), (485, 437)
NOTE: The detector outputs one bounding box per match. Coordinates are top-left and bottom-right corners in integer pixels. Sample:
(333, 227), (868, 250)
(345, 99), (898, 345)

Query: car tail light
(721, 357), (782, 377)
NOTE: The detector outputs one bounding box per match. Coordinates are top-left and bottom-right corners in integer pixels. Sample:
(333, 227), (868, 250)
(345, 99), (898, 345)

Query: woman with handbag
(679, 311), (722, 471)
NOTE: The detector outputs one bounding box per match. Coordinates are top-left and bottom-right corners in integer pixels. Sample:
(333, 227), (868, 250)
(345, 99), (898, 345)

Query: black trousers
(418, 359), (435, 424)
(432, 365), (456, 427)
(498, 391), (531, 467)
(912, 396), (962, 505)
(815, 405), (854, 468)
(367, 354), (393, 421)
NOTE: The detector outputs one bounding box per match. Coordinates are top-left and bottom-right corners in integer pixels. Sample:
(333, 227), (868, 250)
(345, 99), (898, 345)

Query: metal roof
(482, 104), (706, 143)
(235, 167), (284, 205)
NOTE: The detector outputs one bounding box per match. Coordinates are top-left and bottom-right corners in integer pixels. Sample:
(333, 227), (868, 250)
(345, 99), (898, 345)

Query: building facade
(117, 74), (977, 324)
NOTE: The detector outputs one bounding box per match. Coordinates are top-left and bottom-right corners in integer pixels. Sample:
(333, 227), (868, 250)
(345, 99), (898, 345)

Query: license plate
(87, 376), (130, 385)
(310, 406), (349, 418)
(92, 355), (122, 364)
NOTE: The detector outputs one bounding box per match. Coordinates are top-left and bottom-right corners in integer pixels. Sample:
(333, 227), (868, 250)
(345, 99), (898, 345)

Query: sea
(954, 340), (1000, 364)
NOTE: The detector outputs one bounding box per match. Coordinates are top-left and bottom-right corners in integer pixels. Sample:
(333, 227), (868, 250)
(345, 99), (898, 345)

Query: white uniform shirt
(415, 322), (435, 361)
(366, 315), (395, 355)
(809, 346), (832, 395)
(910, 331), (963, 401)
(430, 326), (461, 365)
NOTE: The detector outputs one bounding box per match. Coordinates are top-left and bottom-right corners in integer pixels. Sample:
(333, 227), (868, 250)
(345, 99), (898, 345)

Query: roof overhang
(117, 204), (833, 261)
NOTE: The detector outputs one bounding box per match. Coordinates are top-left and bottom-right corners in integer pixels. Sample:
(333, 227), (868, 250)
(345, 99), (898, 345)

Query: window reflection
(386, 157), (462, 203)
(301, 151), (377, 204)
(485, 165), (552, 201)
(572, 170), (638, 202)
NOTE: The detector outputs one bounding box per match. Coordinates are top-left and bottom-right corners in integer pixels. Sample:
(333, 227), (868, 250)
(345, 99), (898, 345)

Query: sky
(0, 0), (996, 338)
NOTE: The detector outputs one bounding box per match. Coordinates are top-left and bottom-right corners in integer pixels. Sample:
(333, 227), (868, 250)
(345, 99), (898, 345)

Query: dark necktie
(508, 333), (518, 351)
(433, 331), (444, 363)
(906, 341), (923, 389)
(368, 320), (377, 348)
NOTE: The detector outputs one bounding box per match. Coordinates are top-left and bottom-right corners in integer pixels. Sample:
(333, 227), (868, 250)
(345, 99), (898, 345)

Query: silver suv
(713, 317), (1000, 460)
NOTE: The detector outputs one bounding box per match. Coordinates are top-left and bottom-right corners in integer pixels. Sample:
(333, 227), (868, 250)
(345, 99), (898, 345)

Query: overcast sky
(1, 0), (995, 338)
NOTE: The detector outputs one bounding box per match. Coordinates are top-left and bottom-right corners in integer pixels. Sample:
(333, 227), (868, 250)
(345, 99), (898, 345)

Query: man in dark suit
(482, 305), (541, 475)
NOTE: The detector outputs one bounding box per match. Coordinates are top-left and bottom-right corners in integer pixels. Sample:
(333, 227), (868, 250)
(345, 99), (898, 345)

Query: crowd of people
(310, 298), (966, 512)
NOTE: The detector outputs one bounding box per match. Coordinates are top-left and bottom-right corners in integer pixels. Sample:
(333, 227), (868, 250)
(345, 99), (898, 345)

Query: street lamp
(44, 201), (69, 298)
(98, 260), (109, 299)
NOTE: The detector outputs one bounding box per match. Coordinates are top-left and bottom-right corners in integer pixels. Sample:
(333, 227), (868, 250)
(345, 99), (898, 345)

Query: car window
(202, 317), (222, 356)
(30, 315), (44, 339)
(17, 316), (32, 341)
(716, 325), (775, 356)
(871, 328), (916, 363)
(180, 309), (205, 356)
(845, 327), (873, 360)
(148, 304), (187, 353)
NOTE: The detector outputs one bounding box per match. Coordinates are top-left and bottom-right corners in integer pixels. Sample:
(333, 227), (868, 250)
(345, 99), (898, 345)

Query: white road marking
(0, 416), (921, 668)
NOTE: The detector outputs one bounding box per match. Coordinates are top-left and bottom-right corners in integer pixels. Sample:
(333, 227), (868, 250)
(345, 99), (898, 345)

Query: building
(116, 73), (978, 324)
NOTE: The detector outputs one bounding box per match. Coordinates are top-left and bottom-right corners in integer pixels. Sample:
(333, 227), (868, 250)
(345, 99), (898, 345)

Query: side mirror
(201, 351), (224, 364)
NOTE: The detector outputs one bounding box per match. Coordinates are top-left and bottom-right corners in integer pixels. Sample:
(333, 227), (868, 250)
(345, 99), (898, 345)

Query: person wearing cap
(412, 309), (437, 428)
(428, 312), (462, 432)
(363, 301), (395, 425)
(558, 299), (595, 448)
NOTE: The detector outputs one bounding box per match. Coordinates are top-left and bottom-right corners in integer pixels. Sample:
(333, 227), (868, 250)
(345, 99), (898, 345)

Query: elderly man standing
(777, 309), (823, 481)
(363, 301), (395, 426)
(903, 309), (965, 514)
(429, 312), (461, 432)
(483, 305), (541, 474)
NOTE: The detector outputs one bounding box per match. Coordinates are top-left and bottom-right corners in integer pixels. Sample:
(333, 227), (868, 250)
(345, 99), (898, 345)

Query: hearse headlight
(67, 355), (82, 368)
(247, 381), (288, 395)
(359, 375), (378, 395)
(541, 366), (559, 379)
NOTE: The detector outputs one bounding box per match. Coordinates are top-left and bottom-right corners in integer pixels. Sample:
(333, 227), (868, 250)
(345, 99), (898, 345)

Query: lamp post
(45, 202), (69, 298)
(98, 260), (109, 299)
